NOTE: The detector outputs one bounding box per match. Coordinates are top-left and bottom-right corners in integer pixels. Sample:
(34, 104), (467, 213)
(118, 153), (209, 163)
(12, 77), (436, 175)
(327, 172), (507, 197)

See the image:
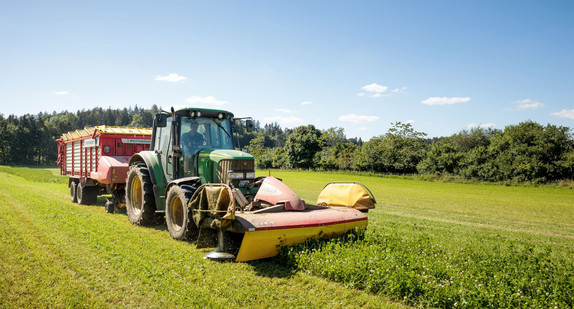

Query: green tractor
(126, 107), (255, 234)
(125, 106), (375, 261)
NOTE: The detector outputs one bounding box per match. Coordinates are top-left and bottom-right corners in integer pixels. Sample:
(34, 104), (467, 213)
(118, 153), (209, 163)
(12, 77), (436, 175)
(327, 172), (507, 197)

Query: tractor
(125, 106), (375, 261)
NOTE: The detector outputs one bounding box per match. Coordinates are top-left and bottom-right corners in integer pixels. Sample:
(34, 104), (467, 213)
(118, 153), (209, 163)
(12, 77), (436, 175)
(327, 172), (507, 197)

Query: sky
(1, 0), (573, 140)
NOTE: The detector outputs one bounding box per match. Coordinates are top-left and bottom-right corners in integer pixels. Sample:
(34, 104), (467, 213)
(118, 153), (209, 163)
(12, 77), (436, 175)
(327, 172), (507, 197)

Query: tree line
(0, 106), (159, 165)
(1, 106), (573, 183)
(244, 121), (574, 183)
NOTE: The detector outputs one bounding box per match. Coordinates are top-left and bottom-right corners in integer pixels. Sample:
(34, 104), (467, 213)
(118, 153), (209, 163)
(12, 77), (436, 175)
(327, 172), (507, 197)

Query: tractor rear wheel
(125, 162), (156, 226)
(77, 184), (98, 205)
(166, 185), (198, 240)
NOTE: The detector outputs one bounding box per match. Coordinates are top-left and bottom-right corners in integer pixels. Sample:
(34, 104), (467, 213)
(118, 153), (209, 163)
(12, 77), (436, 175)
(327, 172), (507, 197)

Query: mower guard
(198, 179), (376, 262)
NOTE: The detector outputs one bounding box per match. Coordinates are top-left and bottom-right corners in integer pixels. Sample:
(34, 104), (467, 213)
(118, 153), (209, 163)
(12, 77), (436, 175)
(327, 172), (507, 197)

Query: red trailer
(57, 126), (152, 212)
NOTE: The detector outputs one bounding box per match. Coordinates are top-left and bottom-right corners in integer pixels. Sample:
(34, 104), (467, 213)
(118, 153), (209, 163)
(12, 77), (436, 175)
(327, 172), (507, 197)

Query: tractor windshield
(180, 116), (234, 156)
(179, 116), (234, 177)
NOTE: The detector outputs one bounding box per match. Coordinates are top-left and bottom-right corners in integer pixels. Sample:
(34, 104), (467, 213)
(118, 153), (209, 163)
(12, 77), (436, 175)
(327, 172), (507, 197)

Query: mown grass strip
(0, 192), (102, 308)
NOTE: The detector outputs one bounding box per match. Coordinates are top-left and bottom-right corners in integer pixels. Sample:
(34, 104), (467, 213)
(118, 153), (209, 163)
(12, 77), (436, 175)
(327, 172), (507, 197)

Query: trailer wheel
(125, 162), (156, 226)
(166, 185), (198, 240)
(70, 181), (78, 203)
(77, 184), (98, 205)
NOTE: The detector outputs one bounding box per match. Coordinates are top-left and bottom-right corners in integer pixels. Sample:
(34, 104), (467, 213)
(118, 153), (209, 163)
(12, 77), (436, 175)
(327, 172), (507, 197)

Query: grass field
(1, 166), (573, 308)
(269, 170), (574, 308)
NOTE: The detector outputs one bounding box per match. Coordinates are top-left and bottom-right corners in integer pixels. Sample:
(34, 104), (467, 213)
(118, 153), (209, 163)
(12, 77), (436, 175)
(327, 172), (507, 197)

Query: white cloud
(263, 116), (304, 128)
(421, 97), (471, 106)
(392, 87), (408, 94)
(185, 96), (229, 107)
(359, 83), (388, 98)
(54, 91), (70, 95)
(358, 127), (368, 131)
(155, 73), (187, 82)
(274, 108), (295, 113)
(338, 114), (379, 124)
(405, 119), (414, 124)
(466, 123), (496, 129)
(361, 83), (388, 93)
(513, 99), (544, 110)
(359, 85), (406, 98)
(550, 109), (574, 120)
(300, 101), (313, 105)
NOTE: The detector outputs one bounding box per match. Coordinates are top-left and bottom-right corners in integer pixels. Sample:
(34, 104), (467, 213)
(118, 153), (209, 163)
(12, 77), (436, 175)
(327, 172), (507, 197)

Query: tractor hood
(197, 148), (255, 184)
(198, 148), (254, 161)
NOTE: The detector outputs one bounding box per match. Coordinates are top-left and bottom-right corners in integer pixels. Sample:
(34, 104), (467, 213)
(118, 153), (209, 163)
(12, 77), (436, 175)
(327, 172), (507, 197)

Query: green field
(1, 166), (573, 308)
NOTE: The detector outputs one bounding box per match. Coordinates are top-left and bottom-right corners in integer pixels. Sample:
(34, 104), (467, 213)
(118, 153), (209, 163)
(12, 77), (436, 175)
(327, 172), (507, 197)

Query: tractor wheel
(77, 184), (98, 205)
(70, 181), (78, 203)
(166, 185), (198, 240)
(125, 162), (156, 226)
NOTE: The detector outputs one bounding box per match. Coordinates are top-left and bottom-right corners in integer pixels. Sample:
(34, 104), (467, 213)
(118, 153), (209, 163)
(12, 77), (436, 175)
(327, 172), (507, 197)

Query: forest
(1, 105), (573, 183)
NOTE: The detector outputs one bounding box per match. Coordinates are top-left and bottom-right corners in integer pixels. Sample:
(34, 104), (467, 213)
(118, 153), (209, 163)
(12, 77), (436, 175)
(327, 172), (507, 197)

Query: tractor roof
(170, 106), (234, 118)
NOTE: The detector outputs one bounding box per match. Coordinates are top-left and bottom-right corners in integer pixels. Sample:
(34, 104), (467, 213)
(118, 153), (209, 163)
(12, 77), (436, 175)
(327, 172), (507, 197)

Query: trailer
(57, 126), (152, 212)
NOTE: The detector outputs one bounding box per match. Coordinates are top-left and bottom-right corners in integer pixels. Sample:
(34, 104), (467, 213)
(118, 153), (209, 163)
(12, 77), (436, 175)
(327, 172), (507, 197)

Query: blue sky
(1, 1), (573, 139)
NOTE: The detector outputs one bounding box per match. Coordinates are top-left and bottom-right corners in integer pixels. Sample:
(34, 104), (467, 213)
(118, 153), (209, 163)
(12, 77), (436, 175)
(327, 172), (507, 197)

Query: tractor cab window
(179, 116), (233, 177)
(206, 118), (234, 150)
(180, 117), (207, 156)
(180, 116), (233, 156)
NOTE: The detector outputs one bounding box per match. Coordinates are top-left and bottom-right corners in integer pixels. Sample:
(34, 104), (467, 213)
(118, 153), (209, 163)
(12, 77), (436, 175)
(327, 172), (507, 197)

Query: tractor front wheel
(125, 162), (156, 225)
(166, 185), (197, 240)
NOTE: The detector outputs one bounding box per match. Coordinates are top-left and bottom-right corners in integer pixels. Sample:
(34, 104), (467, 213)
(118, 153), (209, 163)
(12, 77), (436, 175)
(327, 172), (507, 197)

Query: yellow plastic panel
(234, 219), (367, 262)
(316, 183), (376, 210)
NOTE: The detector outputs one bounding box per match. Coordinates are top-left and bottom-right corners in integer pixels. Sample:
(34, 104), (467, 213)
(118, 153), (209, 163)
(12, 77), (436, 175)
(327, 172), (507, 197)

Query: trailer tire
(77, 184), (98, 205)
(126, 162), (156, 226)
(166, 185), (198, 240)
(70, 181), (78, 203)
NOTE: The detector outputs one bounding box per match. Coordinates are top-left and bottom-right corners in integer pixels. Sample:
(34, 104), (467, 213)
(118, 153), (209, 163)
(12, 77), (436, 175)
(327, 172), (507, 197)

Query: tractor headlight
(228, 172), (244, 180)
(245, 172), (255, 179)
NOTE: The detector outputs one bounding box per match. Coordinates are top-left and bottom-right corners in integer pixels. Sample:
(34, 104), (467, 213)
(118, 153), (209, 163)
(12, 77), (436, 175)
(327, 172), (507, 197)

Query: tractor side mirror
(245, 119), (254, 132)
(155, 113), (167, 128)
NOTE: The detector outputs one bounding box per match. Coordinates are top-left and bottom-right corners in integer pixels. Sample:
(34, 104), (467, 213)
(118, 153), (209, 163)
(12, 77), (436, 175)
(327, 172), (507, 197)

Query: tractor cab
(148, 107), (256, 197)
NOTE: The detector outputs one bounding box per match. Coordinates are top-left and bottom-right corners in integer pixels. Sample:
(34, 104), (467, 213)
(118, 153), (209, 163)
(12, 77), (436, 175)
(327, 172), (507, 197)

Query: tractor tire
(70, 180), (78, 203)
(125, 162), (156, 226)
(77, 184), (98, 205)
(166, 184), (198, 240)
